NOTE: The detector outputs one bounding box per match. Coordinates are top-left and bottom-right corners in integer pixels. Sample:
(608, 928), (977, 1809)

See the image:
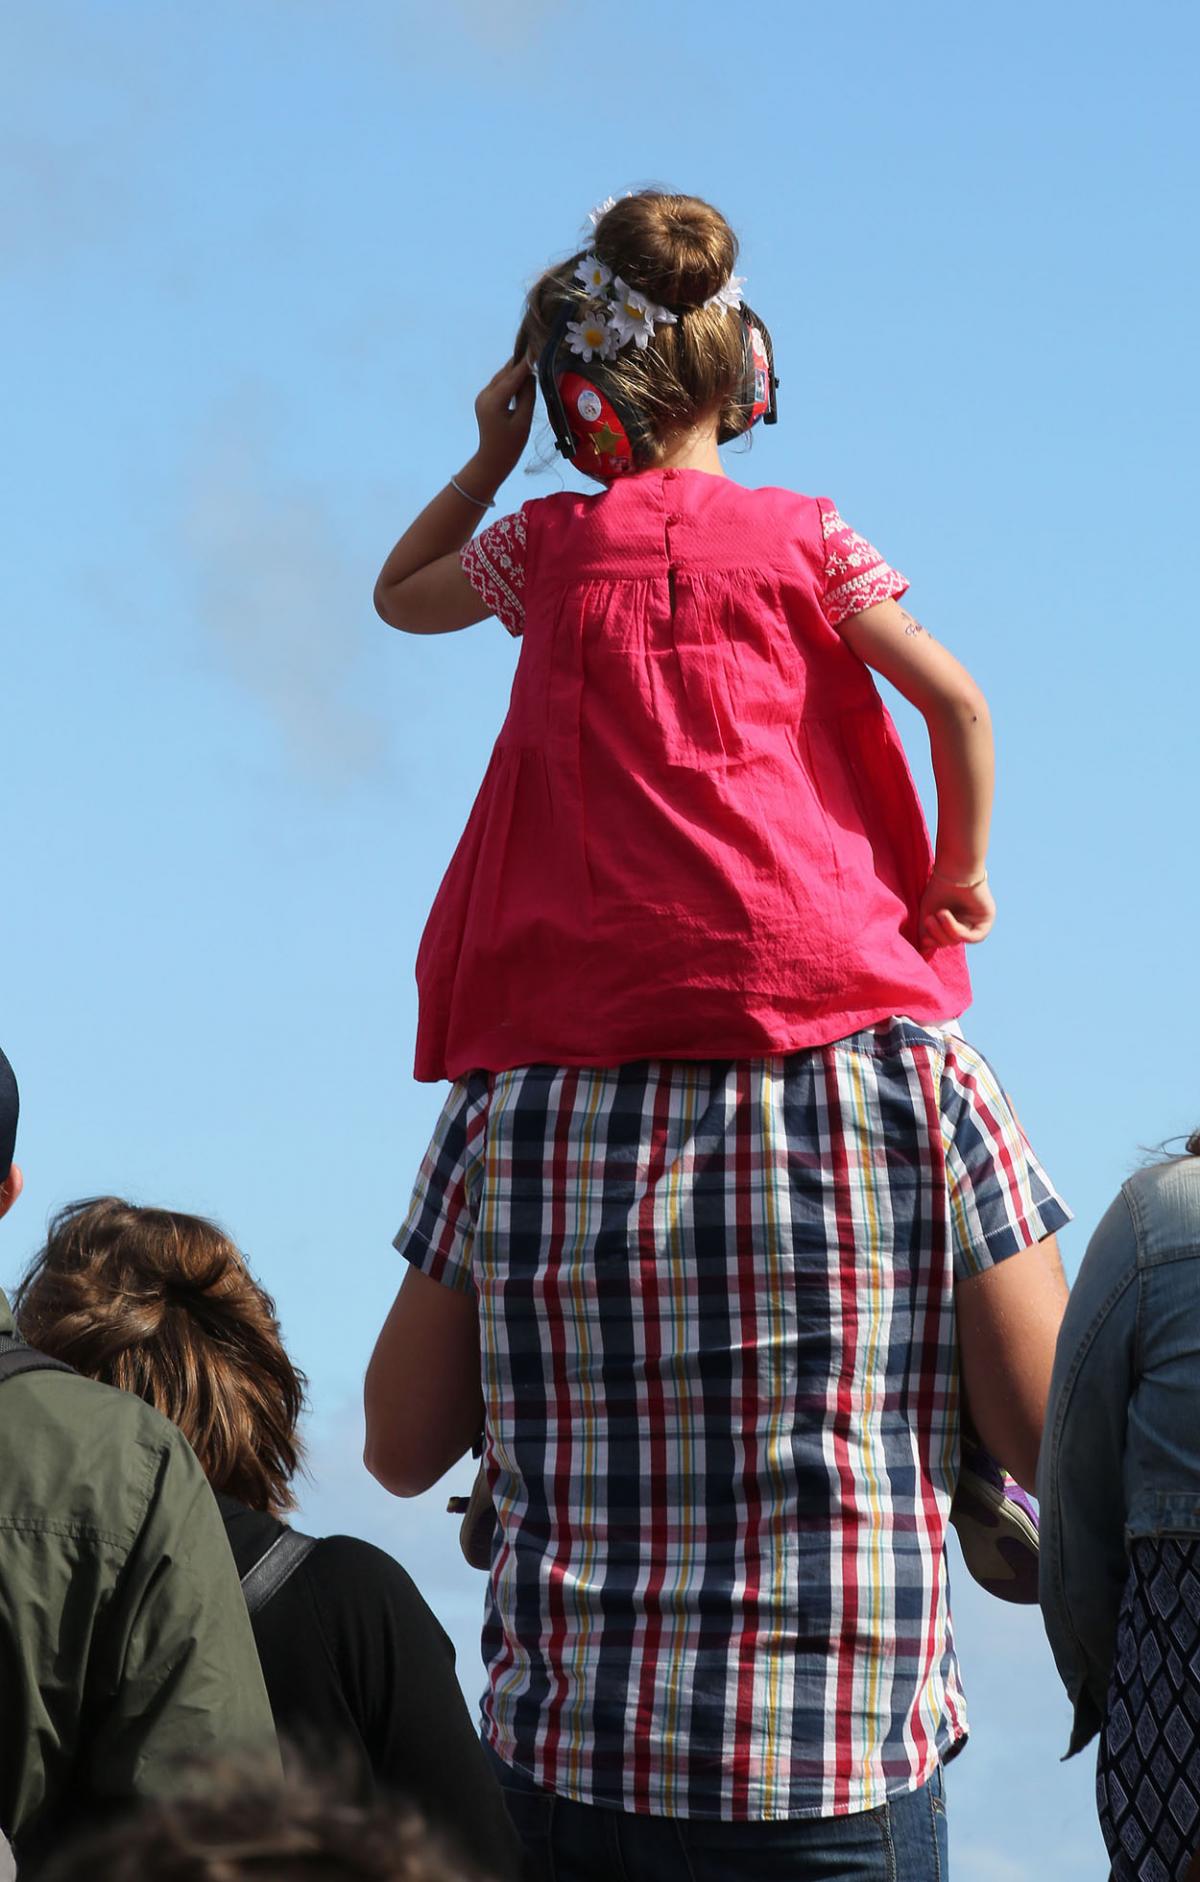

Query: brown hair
(39, 1763), (487, 1882)
(517, 190), (753, 464)
(1189, 1129), (1200, 1157)
(14, 1197), (305, 1515)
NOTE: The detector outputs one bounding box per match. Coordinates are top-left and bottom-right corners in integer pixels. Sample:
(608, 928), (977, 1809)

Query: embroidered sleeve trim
(819, 502), (909, 627)
(459, 508), (527, 637)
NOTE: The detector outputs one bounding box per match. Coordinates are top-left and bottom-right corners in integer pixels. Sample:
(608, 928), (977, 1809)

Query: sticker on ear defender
(750, 326), (770, 419)
(558, 370), (634, 479)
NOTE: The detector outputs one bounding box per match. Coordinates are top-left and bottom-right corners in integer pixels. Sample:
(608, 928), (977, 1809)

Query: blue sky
(3, 2), (1198, 1873)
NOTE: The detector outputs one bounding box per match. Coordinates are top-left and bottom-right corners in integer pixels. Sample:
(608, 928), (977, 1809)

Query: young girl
(367, 193), (1069, 1880)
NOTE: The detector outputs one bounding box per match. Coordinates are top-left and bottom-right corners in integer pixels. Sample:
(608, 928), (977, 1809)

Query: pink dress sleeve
(459, 507), (528, 637)
(818, 500), (909, 627)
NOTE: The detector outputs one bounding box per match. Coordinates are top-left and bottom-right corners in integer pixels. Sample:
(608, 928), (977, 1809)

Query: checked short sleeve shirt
(395, 1021), (1069, 1821)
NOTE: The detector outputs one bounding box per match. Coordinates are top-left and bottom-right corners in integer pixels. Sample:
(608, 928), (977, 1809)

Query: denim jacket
(1038, 1156), (1200, 1755)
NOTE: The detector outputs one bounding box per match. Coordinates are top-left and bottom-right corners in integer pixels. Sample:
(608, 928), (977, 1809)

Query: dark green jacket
(0, 1289), (279, 1866)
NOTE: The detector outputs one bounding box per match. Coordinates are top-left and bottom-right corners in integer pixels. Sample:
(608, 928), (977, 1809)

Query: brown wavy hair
(517, 190), (754, 465)
(15, 1197), (306, 1514)
(38, 1761), (480, 1882)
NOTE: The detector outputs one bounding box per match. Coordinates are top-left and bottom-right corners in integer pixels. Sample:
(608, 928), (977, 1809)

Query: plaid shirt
(395, 1022), (1069, 1820)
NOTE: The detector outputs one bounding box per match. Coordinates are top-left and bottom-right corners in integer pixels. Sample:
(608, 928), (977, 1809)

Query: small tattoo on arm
(900, 610), (925, 638)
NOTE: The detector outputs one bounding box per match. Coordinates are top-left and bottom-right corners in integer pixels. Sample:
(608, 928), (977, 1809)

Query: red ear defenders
(536, 302), (779, 481)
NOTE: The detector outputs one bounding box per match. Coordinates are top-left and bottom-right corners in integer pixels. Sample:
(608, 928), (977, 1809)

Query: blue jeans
(486, 1745), (948, 1882)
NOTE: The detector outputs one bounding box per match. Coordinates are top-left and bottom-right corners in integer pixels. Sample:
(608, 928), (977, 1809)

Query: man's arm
(364, 1266), (484, 1498)
(956, 1232), (1068, 1490)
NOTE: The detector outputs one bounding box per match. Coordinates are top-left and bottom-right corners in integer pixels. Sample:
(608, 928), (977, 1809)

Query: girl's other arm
(374, 358), (535, 635)
(838, 598), (996, 949)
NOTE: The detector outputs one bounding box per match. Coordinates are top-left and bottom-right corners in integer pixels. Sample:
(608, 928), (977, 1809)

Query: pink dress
(414, 468), (969, 1082)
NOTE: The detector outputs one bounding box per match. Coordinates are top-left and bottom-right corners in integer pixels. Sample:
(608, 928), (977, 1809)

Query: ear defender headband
(537, 298), (780, 482)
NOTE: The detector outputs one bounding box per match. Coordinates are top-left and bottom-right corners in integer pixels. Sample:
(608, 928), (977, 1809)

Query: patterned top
(460, 498), (906, 637)
(395, 1021), (1070, 1820)
(1097, 1537), (1200, 1882)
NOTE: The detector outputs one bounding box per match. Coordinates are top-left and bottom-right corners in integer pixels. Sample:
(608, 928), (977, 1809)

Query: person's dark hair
(14, 1197), (305, 1515)
(38, 1764), (489, 1882)
(1188, 1128), (1200, 1157)
(516, 190), (753, 464)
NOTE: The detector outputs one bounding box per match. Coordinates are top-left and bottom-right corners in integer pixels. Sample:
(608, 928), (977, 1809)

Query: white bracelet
(449, 475), (495, 511)
(930, 866), (989, 889)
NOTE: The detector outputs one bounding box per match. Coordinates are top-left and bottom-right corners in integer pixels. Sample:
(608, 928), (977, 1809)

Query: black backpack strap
(0, 1331), (75, 1386)
(240, 1526), (318, 1617)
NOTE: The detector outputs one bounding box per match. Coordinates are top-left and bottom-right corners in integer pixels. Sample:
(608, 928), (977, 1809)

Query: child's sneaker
(950, 1437), (1040, 1603)
(447, 1458), (497, 1571)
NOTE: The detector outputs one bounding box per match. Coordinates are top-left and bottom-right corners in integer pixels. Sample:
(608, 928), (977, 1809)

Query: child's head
(518, 190), (756, 468)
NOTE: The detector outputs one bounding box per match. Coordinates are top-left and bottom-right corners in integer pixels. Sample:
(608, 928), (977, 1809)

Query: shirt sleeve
(393, 1073), (489, 1293)
(459, 507), (528, 637)
(938, 1037), (1072, 1280)
(818, 499), (909, 627)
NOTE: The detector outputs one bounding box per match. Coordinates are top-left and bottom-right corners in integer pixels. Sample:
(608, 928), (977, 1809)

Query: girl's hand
(919, 869), (996, 950)
(465, 358), (536, 497)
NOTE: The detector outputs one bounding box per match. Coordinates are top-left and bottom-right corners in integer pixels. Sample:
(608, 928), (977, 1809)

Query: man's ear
(0, 1164), (24, 1222)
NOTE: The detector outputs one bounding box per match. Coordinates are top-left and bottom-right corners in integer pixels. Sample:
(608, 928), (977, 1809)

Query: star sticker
(590, 422), (624, 457)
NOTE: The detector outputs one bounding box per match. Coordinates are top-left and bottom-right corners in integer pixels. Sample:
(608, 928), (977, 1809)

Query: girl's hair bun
(594, 191), (737, 310)
(517, 187), (752, 466)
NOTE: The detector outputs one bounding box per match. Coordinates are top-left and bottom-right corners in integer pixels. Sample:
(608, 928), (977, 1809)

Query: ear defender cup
(717, 305), (779, 444)
(538, 301), (779, 475)
(557, 372), (636, 479)
(537, 306), (649, 479)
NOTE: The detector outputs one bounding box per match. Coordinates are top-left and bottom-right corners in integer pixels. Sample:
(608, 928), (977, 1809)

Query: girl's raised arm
(374, 358), (535, 635)
(838, 597), (997, 950)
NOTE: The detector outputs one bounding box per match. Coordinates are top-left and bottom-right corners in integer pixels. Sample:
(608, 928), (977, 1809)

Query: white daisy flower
(564, 312), (615, 363)
(705, 274), (747, 312)
(587, 195), (618, 229)
(576, 254), (613, 295)
(609, 277), (677, 351)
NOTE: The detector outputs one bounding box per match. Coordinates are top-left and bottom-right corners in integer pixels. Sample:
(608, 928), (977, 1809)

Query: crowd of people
(3, 190), (1196, 1882)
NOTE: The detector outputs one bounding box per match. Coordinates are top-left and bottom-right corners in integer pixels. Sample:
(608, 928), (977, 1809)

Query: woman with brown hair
(14, 1198), (520, 1882)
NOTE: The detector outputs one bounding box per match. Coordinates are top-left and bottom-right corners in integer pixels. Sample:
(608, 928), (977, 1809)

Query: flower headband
(566, 196), (746, 365)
